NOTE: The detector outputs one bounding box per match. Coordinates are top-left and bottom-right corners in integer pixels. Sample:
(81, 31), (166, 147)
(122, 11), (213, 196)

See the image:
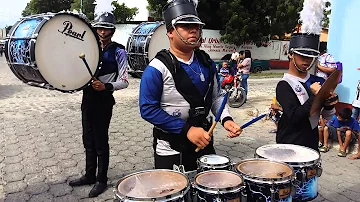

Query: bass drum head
(147, 23), (169, 60)
(117, 170), (189, 200)
(35, 12), (100, 92)
(256, 144), (320, 163)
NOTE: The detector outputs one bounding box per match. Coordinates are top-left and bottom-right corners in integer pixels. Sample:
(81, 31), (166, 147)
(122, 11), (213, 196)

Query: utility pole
(80, 0), (83, 14)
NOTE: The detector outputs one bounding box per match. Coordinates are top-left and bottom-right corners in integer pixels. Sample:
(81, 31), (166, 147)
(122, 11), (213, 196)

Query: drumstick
(240, 113), (266, 129)
(79, 53), (95, 79)
(195, 92), (229, 152)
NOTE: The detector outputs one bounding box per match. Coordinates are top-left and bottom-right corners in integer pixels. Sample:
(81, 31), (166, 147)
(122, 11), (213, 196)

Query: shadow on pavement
(0, 84), (24, 100)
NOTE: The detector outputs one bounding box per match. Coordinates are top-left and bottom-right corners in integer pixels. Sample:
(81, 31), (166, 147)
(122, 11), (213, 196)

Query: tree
(147, 0), (167, 19)
(112, 2), (139, 23)
(322, 1), (331, 28)
(70, 0), (138, 23)
(21, 0), (74, 17)
(71, 0), (95, 21)
(219, 0), (304, 46)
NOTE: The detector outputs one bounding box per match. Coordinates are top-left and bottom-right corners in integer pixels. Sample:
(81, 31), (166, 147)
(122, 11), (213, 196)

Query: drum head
(237, 159), (293, 179)
(117, 170), (188, 199)
(199, 154), (230, 165)
(195, 171), (243, 189)
(147, 23), (169, 61)
(35, 13), (100, 92)
(256, 144), (320, 163)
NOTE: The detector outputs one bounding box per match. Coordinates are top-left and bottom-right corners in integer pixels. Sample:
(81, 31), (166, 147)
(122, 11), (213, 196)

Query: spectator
(330, 108), (360, 157)
(352, 80), (360, 122)
(219, 61), (230, 87)
(316, 42), (337, 80)
(318, 115), (337, 152)
(237, 50), (251, 100)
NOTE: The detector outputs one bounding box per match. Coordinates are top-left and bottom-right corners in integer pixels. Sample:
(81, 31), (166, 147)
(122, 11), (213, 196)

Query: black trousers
(153, 137), (216, 171)
(81, 102), (113, 183)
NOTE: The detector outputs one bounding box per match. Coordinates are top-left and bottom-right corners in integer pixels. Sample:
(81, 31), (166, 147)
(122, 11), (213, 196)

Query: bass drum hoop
(115, 169), (191, 201)
(35, 12), (101, 93)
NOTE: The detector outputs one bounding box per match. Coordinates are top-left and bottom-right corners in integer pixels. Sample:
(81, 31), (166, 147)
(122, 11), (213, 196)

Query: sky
(0, 0), (30, 28)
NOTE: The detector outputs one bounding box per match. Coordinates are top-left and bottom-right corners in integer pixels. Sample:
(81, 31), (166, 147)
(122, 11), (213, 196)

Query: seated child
(318, 114), (338, 152)
(329, 108), (360, 157)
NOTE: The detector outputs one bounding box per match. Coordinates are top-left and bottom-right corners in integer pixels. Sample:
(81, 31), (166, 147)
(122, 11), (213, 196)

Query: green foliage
(71, 0), (95, 20)
(112, 2), (139, 23)
(323, 1), (331, 28)
(147, 0), (167, 19)
(21, 0), (74, 17)
(219, 0), (304, 46)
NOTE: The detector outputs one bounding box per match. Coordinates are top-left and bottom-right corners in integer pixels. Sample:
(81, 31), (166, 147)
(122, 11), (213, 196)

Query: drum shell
(114, 169), (192, 202)
(254, 145), (322, 201)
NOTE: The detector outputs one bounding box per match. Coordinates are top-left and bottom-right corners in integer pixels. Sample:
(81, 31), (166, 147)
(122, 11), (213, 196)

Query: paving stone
(4, 192), (30, 202)
(3, 164), (23, 173)
(3, 171), (25, 183)
(50, 183), (73, 197)
(28, 193), (53, 202)
(25, 183), (50, 195)
(4, 181), (27, 193)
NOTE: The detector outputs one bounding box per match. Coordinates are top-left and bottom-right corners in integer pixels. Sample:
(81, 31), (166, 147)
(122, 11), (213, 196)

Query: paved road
(0, 57), (359, 202)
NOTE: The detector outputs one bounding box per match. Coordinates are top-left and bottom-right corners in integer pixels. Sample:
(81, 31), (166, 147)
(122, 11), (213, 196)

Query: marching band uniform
(139, 0), (242, 172)
(69, 11), (128, 198)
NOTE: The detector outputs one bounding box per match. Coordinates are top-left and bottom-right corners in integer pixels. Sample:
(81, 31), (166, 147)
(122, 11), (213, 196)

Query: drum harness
(153, 49), (215, 166)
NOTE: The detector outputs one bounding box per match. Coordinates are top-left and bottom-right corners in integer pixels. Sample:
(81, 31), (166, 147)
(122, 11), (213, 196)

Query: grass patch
(250, 72), (284, 79)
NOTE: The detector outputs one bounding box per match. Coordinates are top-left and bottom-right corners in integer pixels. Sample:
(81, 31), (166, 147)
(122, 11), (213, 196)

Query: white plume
(299, 0), (326, 35)
(93, 0), (115, 20)
(190, 0), (199, 9)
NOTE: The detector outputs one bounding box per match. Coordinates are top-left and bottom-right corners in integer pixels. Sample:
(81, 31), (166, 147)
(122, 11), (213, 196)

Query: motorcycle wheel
(228, 87), (246, 108)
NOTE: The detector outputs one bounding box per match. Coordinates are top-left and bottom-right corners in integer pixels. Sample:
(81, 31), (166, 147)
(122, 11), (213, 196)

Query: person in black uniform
(68, 11), (129, 197)
(139, 0), (242, 171)
(276, 33), (338, 152)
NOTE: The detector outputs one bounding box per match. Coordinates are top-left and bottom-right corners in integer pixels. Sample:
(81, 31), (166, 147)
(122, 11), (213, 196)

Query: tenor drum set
(113, 144), (322, 202)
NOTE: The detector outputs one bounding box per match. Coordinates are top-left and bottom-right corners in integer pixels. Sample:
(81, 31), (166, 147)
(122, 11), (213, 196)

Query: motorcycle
(220, 72), (247, 108)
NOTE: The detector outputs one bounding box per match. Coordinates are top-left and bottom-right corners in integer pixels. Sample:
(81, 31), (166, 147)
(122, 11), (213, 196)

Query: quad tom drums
(115, 169), (192, 201)
(197, 154), (233, 172)
(236, 159), (296, 202)
(193, 170), (246, 202)
(255, 144), (322, 201)
(5, 12), (101, 93)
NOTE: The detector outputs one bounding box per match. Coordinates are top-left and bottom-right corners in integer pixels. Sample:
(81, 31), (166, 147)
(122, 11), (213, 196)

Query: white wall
(116, 0), (149, 21)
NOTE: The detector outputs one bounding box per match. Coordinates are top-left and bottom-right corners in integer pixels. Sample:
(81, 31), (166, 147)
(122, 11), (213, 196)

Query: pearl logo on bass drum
(58, 21), (86, 41)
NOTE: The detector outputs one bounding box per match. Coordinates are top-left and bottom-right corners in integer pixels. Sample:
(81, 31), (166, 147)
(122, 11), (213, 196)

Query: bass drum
(5, 12), (101, 93)
(126, 21), (169, 78)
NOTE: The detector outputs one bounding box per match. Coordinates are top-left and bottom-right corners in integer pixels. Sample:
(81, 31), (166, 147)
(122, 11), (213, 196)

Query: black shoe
(69, 176), (96, 187)
(89, 182), (107, 198)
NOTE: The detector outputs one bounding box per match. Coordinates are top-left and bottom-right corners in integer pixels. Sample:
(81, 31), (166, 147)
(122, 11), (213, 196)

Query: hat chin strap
(293, 57), (316, 73)
(171, 24), (202, 46)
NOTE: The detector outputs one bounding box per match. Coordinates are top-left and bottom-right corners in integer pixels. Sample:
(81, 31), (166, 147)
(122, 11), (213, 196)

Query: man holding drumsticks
(139, 0), (242, 172)
(68, 2), (129, 197)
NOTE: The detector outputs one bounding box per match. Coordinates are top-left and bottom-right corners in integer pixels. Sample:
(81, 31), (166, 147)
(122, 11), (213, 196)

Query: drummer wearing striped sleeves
(139, 0), (242, 172)
(68, 1), (129, 198)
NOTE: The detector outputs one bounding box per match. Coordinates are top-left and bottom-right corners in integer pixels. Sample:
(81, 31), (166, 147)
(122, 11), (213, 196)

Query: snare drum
(5, 12), (101, 93)
(115, 169), (192, 201)
(193, 170), (246, 202)
(197, 154), (233, 172)
(255, 144), (322, 201)
(126, 22), (169, 77)
(236, 159), (295, 202)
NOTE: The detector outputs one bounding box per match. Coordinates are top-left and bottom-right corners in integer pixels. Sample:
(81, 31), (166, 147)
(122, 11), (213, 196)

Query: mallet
(79, 53), (95, 79)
